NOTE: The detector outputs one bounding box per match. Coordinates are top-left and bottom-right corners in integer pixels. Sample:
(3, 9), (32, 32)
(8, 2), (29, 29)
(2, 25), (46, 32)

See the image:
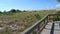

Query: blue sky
(0, 0), (59, 11)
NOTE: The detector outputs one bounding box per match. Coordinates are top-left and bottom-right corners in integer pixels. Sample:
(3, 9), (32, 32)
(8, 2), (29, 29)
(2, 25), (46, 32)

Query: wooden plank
(54, 23), (60, 34)
(41, 23), (53, 34)
(41, 22), (60, 34)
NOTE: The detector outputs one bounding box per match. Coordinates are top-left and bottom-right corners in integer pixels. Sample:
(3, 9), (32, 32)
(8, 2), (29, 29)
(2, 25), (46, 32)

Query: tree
(0, 11), (2, 13)
(23, 10), (27, 12)
(8, 9), (16, 13)
(16, 10), (22, 12)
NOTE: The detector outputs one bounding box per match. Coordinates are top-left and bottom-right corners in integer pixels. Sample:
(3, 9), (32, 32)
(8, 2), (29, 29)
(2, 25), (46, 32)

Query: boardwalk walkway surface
(41, 22), (60, 34)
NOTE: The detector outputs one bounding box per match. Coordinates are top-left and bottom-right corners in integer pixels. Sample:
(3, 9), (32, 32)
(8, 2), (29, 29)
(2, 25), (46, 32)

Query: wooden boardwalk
(41, 22), (60, 34)
(20, 14), (60, 34)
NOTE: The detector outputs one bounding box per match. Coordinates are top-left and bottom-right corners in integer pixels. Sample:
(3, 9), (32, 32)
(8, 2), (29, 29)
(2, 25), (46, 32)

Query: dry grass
(0, 10), (58, 34)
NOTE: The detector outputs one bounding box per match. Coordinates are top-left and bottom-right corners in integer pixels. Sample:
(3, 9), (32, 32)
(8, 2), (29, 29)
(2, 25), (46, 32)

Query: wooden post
(38, 25), (40, 31)
(44, 19), (45, 24)
(47, 16), (48, 23)
(53, 16), (54, 22)
(57, 16), (58, 21)
(44, 19), (46, 28)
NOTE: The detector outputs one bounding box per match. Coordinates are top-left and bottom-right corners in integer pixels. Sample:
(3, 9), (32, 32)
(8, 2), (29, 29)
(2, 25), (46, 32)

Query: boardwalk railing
(20, 14), (60, 34)
(48, 14), (60, 21)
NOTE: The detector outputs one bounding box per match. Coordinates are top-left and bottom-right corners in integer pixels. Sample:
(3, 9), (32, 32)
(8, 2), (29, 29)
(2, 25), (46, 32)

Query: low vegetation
(0, 9), (58, 34)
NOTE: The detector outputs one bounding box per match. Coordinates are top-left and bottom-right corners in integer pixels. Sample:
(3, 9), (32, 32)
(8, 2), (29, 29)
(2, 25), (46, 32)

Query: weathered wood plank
(41, 23), (53, 34)
(54, 23), (60, 34)
(41, 22), (60, 34)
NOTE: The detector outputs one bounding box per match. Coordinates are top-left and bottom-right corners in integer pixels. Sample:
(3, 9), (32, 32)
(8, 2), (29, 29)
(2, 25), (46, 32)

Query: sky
(0, 0), (59, 11)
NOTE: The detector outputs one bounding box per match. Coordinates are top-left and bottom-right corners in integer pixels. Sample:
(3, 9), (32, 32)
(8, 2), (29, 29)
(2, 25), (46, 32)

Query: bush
(16, 10), (22, 12)
(23, 10), (27, 12)
(8, 9), (16, 13)
(0, 11), (2, 13)
(57, 11), (60, 14)
(35, 14), (41, 20)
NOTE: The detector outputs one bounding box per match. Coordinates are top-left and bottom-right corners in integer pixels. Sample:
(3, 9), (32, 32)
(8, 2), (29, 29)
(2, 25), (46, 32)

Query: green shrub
(57, 11), (60, 14)
(35, 14), (41, 20)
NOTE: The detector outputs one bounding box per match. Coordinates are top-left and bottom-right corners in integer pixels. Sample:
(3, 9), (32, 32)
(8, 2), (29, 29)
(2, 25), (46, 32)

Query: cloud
(56, 4), (60, 7)
(56, 4), (60, 10)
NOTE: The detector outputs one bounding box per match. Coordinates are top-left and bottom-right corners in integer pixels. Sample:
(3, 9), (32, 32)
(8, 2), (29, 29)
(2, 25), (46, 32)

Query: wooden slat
(41, 23), (53, 34)
(54, 23), (60, 34)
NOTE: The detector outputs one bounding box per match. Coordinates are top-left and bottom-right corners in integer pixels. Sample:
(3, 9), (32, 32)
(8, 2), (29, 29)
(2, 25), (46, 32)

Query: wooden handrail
(48, 14), (60, 21)
(48, 14), (60, 16)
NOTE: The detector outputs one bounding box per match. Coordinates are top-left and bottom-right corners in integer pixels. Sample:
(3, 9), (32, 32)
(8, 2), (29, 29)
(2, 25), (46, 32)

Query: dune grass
(0, 10), (58, 34)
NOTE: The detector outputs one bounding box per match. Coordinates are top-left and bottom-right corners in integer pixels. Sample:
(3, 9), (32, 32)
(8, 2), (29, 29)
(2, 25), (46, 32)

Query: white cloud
(56, 4), (60, 7)
(56, 4), (60, 10)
